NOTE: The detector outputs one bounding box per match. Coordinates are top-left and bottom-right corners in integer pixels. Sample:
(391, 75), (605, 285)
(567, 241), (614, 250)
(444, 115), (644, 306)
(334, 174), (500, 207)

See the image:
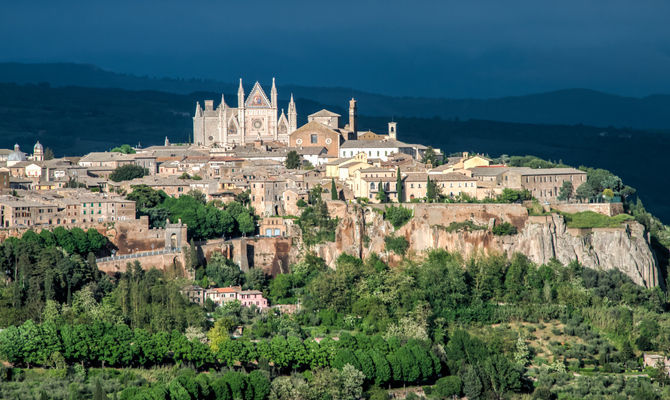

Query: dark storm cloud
(2, 0), (670, 97)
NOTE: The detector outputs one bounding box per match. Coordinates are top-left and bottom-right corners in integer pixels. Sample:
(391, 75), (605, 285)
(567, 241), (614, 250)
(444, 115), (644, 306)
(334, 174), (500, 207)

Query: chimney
(349, 98), (358, 135)
(388, 122), (397, 139)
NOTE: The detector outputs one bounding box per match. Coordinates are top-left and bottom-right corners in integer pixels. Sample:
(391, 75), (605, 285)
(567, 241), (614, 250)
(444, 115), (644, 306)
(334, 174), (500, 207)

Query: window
(311, 134), (318, 144)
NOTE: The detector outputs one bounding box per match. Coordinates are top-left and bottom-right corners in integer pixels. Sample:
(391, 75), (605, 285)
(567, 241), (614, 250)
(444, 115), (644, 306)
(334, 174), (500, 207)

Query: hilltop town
(1, 80), (670, 399)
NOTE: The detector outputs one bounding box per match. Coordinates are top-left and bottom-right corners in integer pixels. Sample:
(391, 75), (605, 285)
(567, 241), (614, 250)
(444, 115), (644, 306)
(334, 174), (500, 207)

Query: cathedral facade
(193, 78), (297, 147)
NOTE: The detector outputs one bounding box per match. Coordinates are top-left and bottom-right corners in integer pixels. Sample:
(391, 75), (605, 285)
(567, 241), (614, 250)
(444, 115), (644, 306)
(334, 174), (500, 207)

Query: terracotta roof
(309, 109), (341, 118)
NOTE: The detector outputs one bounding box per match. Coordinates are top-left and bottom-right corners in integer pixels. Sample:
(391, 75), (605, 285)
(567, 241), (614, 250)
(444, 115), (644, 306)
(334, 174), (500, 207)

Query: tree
(237, 212), (256, 236)
(426, 176), (439, 202)
(396, 167), (403, 203)
(109, 164), (148, 182)
(111, 144), (136, 154)
(558, 181), (574, 201)
(206, 254), (243, 287)
(435, 376), (462, 398)
(575, 182), (592, 201)
(93, 379), (105, 400)
(483, 354), (522, 399)
(340, 364), (366, 400)
(331, 178), (338, 201)
(422, 146), (438, 166)
(462, 365), (483, 400)
(497, 188), (532, 203)
(248, 370), (271, 400)
(384, 235), (409, 256)
(285, 151), (301, 169)
(44, 147), (55, 160)
(376, 182), (389, 203)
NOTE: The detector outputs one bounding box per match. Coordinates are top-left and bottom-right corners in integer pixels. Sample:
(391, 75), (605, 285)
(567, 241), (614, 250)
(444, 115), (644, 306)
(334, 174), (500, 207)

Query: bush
(561, 211), (633, 229)
(492, 222), (518, 235)
(384, 235), (409, 255)
(109, 164), (149, 182)
(383, 205), (413, 229)
(435, 375), (462, 398)
(443, 220), (486, 233)
(497, 188), (533, 203)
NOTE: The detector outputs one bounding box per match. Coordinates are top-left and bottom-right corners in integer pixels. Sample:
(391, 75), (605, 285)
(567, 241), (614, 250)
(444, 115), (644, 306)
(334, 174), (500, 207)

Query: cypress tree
(331, 178), (338, 200)
(93, 379), (105, 400)
(396, 167), (403, 203)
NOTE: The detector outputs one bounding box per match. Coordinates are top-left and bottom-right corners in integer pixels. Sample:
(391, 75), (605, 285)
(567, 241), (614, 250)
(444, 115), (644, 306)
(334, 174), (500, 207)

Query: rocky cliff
(308, 202), (660, 288)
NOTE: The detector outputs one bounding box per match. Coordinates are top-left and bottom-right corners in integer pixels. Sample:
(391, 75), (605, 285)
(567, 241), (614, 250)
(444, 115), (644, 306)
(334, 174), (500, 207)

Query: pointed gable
(278, 112), (289, 134)
(245, 81), (272, 108)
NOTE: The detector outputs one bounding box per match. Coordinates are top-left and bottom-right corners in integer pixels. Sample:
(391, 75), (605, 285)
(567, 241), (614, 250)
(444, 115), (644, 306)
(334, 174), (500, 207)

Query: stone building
(0, 197), (58, 227)
(500, 167), (587, 201)
(0, 168), (9, 191)
(250, 177), (287, 216)
(404, 172), (478, 201)
(289, 121), (342, 158)
(193, 78), (297, 147)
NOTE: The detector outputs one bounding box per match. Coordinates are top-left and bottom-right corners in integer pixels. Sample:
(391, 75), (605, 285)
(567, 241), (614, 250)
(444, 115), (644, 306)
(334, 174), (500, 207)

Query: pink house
(205, 286), (269, 310)
(238, 290), (268, 309)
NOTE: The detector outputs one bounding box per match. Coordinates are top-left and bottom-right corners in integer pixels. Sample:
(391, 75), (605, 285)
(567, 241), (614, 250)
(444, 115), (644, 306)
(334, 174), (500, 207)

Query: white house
(339, 139), (418, 161)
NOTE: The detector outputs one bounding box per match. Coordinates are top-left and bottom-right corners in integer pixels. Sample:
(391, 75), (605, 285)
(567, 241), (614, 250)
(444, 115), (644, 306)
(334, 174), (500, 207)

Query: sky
(2, 0), (670, 98)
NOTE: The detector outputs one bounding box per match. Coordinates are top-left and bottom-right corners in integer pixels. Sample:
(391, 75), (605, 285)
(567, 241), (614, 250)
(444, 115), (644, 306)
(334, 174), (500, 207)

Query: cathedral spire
(237, 78), (244, 109)
(195, 101), (202, 117)
(271, 77), (277, 109)
(220, 93), (227, 109)
(288, 94), (297, 133)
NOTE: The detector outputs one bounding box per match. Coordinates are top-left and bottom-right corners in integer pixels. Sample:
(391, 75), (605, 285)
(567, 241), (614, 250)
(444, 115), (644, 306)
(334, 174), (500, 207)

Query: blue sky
(2, 0), (670, 97)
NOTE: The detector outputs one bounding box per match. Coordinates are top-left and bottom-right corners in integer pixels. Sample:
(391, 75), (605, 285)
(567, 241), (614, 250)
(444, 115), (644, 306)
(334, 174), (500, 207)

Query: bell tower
(349, 98), (358, 135)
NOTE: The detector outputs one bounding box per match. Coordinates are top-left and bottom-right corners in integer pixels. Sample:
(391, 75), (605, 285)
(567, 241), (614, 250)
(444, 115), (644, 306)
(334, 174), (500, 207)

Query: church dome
(34, 141), (43, 152)
(8, 144), (26, 162)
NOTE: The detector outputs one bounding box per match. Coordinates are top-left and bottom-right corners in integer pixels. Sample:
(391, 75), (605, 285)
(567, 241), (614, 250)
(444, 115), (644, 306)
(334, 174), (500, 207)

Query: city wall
(553, 202), (624, 216)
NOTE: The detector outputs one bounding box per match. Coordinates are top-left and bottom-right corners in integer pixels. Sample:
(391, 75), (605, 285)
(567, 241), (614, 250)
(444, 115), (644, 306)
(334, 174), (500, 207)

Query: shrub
(384, 235), (409, 255)
(383, 205), (413, 229)
(443, 220), (486, 233)
(561, 211), (633, 229)
(435, 375), (462, 398)
(109, 164), (149, 182)
(492, 222), (518, 235)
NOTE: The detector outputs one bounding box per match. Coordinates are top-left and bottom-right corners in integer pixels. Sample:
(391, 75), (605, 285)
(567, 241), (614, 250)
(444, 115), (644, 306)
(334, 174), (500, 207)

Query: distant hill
(0, 82), (668, 223)
(2, 62), (670, 130)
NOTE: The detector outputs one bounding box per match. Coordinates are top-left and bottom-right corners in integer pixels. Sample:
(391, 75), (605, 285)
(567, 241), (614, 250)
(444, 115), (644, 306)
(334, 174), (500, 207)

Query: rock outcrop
(308, 201), (660, 288)
(504, 214), (658, 287)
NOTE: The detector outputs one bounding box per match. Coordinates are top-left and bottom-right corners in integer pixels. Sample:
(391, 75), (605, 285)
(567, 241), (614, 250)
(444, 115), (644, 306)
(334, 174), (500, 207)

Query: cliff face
(504, 215), (659, 287)
(310, 202), (660, 288)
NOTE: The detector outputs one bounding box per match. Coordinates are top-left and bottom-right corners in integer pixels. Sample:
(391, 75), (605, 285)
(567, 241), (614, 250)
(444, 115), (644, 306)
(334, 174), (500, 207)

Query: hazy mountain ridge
(3, 62), (670, 130)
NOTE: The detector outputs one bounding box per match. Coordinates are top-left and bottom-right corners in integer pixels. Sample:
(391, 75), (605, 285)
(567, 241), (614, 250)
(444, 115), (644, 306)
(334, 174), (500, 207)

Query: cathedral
(193, 78), (297, 147)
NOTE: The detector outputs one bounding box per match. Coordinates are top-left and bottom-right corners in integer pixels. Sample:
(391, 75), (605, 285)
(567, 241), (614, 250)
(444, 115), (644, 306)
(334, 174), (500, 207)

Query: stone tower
(349, 98), (358, 135)
(388, 122), (397, 140)
(288, 94), (297, 133)
(237, 79), (246, 142)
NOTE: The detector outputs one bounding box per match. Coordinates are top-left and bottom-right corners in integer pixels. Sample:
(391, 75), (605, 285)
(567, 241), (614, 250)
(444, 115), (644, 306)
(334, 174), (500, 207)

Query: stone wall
(224, 237), (294, 276)
(97, 252), (186, 275)
(104, 217), (166, 254)
(553, 202), (624, 216)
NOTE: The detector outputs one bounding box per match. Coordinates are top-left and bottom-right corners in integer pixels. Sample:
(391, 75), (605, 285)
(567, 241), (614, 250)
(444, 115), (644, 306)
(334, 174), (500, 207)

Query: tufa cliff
(307, 201), (660, 288)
